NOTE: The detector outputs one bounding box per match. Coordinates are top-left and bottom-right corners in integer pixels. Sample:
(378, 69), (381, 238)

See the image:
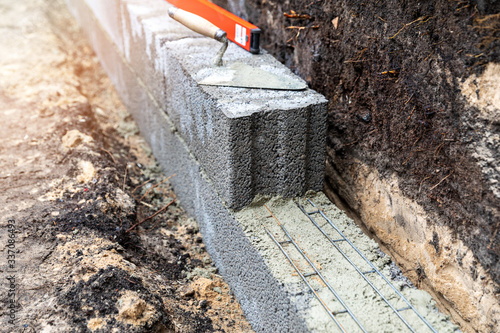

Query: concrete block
(70, 0), (327, 209)
(85, 0), (123, 54)
(120, 0), (201, 115)
(164, 37), (327, 208)
(120, 0), (201, 63)
(120, 1), (327, 208)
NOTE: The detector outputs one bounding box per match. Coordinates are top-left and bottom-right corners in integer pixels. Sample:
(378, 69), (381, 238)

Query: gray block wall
(75, 0), (327, 209)
(65, 0), (327, 331)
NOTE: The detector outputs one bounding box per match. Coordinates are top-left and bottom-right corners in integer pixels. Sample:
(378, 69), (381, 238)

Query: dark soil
(62, 267), (170, 332)
(237, 0), (500, 285)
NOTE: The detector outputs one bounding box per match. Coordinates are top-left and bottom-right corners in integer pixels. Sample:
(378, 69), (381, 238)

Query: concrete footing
(65, 1), (458, 332)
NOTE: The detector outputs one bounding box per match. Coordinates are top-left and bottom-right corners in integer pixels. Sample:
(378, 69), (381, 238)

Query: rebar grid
(265, 228), (347, 333)
(264, 205), (368, 333)
(296, 198), (438, 333)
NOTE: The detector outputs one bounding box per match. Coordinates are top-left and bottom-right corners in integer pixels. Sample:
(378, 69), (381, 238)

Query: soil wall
(215, 0), (500, 332)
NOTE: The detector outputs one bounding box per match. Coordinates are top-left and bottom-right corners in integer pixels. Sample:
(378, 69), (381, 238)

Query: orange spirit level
(166, 0), (260, 53)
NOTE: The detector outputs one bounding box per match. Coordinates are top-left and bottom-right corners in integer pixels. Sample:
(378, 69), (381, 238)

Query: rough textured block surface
(111, 0), (327, 209)
(161, 38), (328, 209)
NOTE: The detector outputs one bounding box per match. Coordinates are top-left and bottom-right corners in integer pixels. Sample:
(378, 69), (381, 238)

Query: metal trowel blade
(198, 62), (307, 90)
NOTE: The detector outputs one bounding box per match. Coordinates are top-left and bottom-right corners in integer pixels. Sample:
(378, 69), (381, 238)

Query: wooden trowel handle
(168, 7), (227, 43)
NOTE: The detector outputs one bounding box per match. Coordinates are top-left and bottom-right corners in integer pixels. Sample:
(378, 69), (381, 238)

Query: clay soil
(239, 0), (500, 289)
(0, 0), (253, 332)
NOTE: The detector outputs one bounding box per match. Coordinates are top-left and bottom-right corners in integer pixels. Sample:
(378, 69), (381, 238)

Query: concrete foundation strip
(296, 199), (438, 333)
(264, 204), (367, 333)
(265, 228), (346, 332)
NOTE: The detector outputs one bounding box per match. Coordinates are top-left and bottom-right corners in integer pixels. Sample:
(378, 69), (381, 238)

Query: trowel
(168, 7), (307, 91)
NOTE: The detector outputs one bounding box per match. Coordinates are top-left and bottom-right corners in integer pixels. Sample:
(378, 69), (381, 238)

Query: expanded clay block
(165, 38), (328, 207)
(120, 0), (201, 63)
(118, 0), (328, 209)
(85, 0), (123, 53)
(65, 1), (311, 331)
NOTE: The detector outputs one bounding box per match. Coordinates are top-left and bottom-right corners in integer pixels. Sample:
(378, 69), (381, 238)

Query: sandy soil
(0, 0), (253, 332)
